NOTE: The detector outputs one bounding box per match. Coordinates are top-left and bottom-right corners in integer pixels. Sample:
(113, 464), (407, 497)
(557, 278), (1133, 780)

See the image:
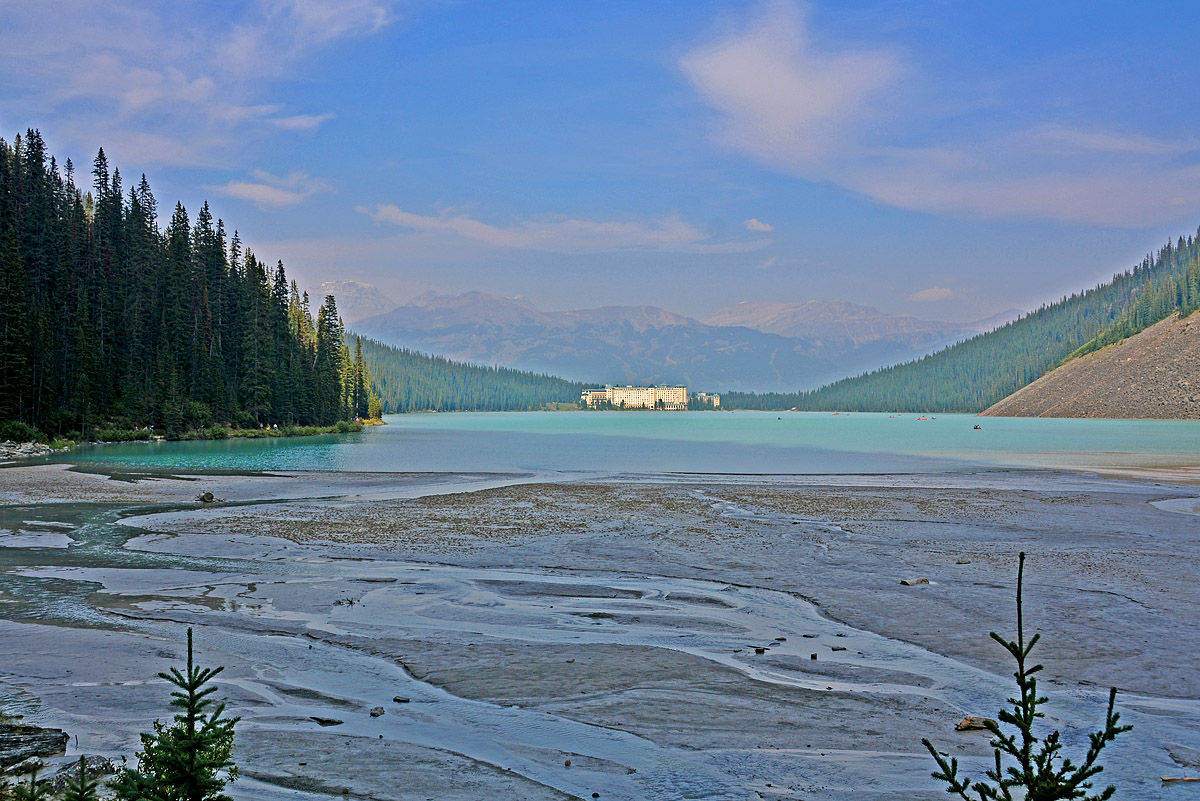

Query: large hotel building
(581, 385), (719, 410)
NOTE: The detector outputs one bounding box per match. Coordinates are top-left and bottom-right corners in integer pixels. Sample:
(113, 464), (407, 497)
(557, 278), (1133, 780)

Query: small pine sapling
(112, 627), (240, 801)
(60, 757), (100, 801)
(922, 552), (1132, 801)
(11, 766), (52, 801)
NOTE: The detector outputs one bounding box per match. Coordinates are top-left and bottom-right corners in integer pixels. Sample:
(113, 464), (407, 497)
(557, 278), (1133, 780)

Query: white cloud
(272, 114), (335, 131)
(361, 204), (770, 254)
(681, 2), (1200, 227)
(215, 169), (332, 208)
(680, 2), (899, 166)
(744, 218), (774, 232)
(0, 0), (398, 164)
(907, 286), (956, 303)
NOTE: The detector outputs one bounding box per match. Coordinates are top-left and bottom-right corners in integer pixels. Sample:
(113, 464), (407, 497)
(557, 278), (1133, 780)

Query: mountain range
(348, 289), (1017, 392)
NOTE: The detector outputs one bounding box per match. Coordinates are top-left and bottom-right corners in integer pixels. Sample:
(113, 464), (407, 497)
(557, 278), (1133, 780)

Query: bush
(0, 420), (43, 443)
(184, 401), (213, 429)
(208, 426), (230, 440)
(91, 428), (154, 442)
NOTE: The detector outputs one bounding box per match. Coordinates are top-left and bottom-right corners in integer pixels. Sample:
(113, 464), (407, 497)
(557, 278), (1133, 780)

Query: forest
(358, 336), (585, 412)
(0, 130), (374, 440)
(725, 229), (1200, 412)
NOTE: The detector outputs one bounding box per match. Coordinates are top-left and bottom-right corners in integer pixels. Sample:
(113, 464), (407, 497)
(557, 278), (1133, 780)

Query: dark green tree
(922, 553), (1131, 800)
(112, 628), (239, 801)
(60, 757), (100, 801)
(11, 766), (52, 801)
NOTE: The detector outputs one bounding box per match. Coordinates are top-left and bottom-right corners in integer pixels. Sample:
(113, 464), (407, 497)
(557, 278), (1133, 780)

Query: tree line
(0, 130), (374, 439)
(724, 228), (1200, 413)
(357, 336), (585, 412)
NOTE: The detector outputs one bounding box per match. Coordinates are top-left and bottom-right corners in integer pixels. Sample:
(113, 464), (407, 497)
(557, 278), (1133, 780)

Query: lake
(47, 411), (1200, 475)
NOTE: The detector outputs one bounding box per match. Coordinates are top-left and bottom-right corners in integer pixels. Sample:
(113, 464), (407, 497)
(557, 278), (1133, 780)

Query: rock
(900, 577), (930, 586)
(564, 759), (571, 767)
(369, 707), (385, 718)
(830, 646), (847, 652)
(43, 755), (117, 793)
(196, 491), (216, 503)
(0, 724), (69, 769)
(810, 653), (817, 660)
(955, 716), (997, 731)
(956, 559), (971, 564)
(566, 658), (575, 663)
(393, 696), (410, 704)
(310, 717), (343, 727)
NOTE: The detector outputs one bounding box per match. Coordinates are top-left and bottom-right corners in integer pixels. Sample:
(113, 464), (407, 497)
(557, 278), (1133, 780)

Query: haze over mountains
(347, 287), (1017, 392)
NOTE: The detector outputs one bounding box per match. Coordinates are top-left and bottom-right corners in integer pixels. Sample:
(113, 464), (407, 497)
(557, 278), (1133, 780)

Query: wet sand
(2, 463), (1199, 799)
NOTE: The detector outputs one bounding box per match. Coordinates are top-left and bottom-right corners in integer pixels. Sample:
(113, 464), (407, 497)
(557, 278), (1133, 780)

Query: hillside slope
(724, 230), (1200, 412)
(982, 313), (1200, 419)
(356, 337), (585, 413)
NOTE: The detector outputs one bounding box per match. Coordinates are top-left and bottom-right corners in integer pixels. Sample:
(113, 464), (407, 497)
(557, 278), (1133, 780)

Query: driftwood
(1161, 777), (1200, 782)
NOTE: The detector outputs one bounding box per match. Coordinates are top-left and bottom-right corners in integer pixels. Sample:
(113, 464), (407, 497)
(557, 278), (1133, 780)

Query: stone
(0, 724), (69, 769)
(900, 577), (930, 586)
(393, 696), (410, 703)
(196, 491), (216, 503)
(310, 717), (343, 727)
(369, 707), (385, 718)
(955, 716), (997, 732)
(43, 755), (117, 793)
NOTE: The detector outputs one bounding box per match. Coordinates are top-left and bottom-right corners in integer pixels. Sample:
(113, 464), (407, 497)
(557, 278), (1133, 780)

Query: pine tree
(112, 628), (240, 801)
(922, 553), (1131, 800)
(60, 757), (100, 801)
(11, 766), (51, 801)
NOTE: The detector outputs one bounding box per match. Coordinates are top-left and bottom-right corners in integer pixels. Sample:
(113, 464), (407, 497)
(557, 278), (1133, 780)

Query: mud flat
(2, 464), (1199, 799)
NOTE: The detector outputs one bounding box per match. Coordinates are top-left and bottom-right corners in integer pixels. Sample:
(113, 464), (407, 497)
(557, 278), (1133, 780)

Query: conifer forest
(0, 130), (375, 439)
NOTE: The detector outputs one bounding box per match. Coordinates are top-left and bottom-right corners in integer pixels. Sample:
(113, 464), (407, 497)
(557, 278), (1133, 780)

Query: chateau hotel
(581, 385), (719, 410)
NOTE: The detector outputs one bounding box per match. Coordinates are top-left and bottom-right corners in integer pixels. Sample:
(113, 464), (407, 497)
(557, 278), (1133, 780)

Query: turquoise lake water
(45, 411), (1200, 474)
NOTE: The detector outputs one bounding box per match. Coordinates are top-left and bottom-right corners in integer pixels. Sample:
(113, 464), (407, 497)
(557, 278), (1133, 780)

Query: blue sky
(3, 0), (1199, 321)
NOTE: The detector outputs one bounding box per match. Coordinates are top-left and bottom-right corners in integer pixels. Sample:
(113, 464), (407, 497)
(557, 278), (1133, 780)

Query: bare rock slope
(982, 312), (1200, 419)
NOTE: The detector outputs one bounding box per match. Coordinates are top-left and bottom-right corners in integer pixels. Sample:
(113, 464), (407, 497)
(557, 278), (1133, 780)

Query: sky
(3, 0), (1199, 322)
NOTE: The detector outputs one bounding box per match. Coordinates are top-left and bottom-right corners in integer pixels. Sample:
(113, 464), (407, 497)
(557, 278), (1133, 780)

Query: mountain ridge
(348, 290), (1017, 392)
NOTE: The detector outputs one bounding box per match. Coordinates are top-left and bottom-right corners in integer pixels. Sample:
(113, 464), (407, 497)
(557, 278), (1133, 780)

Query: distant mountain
(982, 312), (1200, 419)
(722, 229), (1200, 412)
(350, 291), (1027, 393)
(702, 300), (1020, 374)
(352, 292), (839, 392)
(314, 281), (398, 324)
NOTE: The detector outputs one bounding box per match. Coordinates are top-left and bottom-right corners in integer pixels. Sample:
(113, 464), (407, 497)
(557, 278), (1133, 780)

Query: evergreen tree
(112, 628), (239, 801)
(10, 766), (51, 801)
(922, 553), (1130, 800)
(60, 757), (101, 801)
